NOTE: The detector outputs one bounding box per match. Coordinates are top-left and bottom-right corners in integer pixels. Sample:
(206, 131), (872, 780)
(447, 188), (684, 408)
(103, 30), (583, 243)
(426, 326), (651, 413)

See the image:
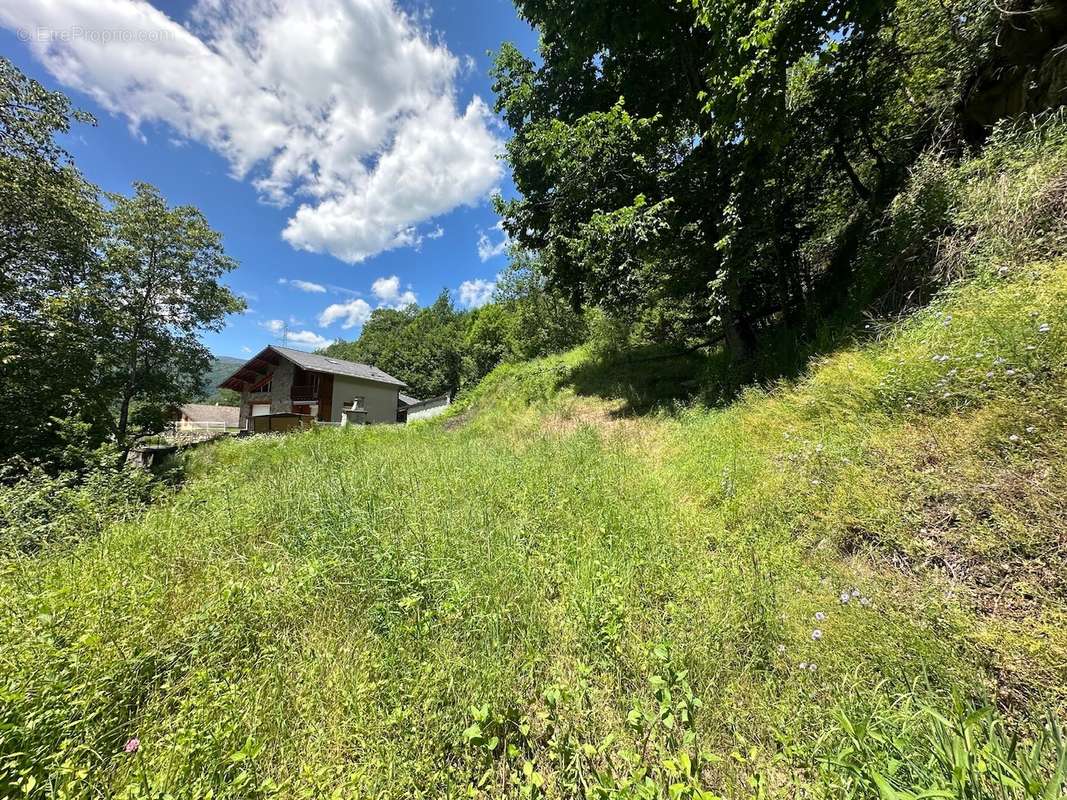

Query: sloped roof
(398, 393), (422, 407)
(180, 403), (240, 425)
(219, 345), (406, 390)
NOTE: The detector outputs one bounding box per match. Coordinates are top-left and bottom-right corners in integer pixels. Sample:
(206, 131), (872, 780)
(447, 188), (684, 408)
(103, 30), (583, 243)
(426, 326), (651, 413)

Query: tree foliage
(96, 183), (243, 447)
(491, 0), (1056, 361)
(0, 59), (242, 469)
(323, 256), (586, 399)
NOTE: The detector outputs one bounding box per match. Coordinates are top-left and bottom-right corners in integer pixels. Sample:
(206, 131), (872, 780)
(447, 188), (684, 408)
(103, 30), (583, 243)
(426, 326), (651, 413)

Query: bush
(863, 110), (1067, 312)
(0, 460), (162, 555)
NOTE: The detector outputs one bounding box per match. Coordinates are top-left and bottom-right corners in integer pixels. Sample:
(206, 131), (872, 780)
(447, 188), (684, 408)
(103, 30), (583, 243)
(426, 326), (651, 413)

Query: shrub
(0, 460), (162, 555)
(865, 110), (1067, 312)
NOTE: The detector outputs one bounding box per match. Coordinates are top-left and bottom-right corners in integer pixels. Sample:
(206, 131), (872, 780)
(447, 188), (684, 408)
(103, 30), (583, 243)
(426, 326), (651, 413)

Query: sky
(0, 0), (538, 357)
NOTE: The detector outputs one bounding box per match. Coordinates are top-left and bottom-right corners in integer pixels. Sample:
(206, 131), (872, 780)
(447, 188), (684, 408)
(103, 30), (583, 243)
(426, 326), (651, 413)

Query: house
(398, 393), (451, 423)
(174, 403), (240, 431)
(218, 345), (406, 430)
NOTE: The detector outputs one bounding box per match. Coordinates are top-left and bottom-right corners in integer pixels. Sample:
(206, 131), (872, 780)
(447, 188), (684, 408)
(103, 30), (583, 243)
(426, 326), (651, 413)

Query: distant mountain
(197, 356), (246, 403)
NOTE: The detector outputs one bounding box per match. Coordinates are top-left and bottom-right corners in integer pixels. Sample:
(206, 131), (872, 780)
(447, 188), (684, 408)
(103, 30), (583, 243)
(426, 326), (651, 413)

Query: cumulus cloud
(458, 278), (496, 308)
(1, 0), (503, 263)
(278, 278), (326, 293)
(477, 221), (509, 262)
(260, 318), (333, 348)
(318, 274), (415, 328)
(285, 330), (334, 349)
(318, 298), (373, 329)
(371, 275), (417, 308)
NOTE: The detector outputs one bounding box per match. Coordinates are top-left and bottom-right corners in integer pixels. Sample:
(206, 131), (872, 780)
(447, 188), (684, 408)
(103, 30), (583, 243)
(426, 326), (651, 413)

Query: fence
(171, 421), (243, 433)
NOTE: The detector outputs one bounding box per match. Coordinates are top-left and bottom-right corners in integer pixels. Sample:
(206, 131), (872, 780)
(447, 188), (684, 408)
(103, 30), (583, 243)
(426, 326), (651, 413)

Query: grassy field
(2, 255), (1066, 798)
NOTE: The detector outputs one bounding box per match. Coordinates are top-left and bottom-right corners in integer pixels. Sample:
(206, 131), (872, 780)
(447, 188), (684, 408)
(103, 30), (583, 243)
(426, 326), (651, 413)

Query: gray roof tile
(271, 346), (406, 387)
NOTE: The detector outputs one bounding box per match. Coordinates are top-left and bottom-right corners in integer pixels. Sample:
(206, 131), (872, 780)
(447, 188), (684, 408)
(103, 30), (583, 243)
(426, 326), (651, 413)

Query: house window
(343, 396), (366, 411)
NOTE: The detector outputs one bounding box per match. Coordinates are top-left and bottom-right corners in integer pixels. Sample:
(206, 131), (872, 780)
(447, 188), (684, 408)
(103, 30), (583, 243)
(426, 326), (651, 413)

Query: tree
(94, 183), (244, 451)
(323, 256), (586, 399)
(0, 58), (107, 466)
(491, 0), (1001, 361)
(494, 251), (587, 360)
(1, 61), (244, 468)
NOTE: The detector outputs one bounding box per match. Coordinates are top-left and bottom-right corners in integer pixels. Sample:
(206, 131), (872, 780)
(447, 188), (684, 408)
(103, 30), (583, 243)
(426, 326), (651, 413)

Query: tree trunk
(115, 392), (133, 466)
(721, 270), (754, 361)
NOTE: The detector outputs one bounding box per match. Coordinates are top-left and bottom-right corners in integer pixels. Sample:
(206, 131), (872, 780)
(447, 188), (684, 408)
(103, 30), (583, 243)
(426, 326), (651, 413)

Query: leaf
(462, 723), (482, 743)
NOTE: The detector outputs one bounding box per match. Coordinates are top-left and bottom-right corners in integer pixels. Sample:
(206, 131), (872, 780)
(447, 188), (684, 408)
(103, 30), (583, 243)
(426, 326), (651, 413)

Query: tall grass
(2, 118), (1067, 799)
(2, 262), (1064, 797)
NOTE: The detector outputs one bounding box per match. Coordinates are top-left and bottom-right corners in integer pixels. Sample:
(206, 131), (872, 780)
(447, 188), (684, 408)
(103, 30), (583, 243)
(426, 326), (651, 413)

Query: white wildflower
(815, 611), (827, 622)
(811, 629), (823, 641)
(1038, 323), (1050, 334)
(840, 591), (851, 604)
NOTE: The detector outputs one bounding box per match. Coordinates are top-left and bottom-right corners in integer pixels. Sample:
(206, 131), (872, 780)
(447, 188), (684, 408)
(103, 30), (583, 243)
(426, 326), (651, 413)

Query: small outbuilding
(398, 393), (451, 423)
(175, 403), (241, 431)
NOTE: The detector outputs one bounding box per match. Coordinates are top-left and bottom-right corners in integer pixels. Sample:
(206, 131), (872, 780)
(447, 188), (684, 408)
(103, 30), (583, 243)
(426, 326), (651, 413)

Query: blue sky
(0, 0), (538, 357)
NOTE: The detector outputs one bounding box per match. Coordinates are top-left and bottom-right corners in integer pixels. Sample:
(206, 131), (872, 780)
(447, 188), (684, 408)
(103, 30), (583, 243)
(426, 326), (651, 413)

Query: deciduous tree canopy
(0, 59), (243, 469)
(491, 0), (1062, 360)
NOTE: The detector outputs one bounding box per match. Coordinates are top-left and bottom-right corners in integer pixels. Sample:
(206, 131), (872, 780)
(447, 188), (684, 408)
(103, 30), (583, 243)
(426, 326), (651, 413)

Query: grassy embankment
(2, 121), (1067, 798)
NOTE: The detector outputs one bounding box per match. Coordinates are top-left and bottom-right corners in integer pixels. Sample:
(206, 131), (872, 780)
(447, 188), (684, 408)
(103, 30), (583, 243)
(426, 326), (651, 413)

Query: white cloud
(371, 275), (417, 308)
(1, 0), (503, 263)
(260, 318), (333, 348)
(241, 346), (253, 353)
(278, 278), (326, 293)
(477, 221), (509, 262)
(318, 298), (372, 329)
(427, 225), (445, 240)
(318, 274), (415, 328)
(286, 330), (333, 349)
(458, 278), (496, 308)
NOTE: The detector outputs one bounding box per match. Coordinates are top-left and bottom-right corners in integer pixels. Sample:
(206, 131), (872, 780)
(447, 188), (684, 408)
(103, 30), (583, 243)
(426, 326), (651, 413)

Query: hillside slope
(4, 117), (1067, 799)
(2, 258), (1066, 798)
(197, 356), (246, 401)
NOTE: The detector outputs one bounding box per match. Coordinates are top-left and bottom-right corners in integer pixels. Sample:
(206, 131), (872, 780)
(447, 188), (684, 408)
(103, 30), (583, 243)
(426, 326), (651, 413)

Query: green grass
(2, 260), (1066, 798)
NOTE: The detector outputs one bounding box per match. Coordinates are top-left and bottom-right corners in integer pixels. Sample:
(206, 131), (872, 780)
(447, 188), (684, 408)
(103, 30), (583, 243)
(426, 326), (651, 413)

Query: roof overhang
(221, 345), (407, 391)
(218, 346), (282, 391)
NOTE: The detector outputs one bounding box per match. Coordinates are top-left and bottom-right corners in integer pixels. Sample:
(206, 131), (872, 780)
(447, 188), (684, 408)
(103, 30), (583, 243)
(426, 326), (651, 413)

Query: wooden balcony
(291, 385), (319, 402)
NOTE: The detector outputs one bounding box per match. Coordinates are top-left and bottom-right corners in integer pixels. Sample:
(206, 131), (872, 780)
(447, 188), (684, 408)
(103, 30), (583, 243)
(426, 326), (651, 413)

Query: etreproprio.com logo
(16, 26), (175, 44)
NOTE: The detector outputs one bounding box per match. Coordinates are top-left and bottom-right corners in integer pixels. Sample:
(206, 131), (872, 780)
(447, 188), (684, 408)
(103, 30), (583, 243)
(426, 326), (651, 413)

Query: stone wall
(238, 360), (295, 429)
(269, 361), (294, 414)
